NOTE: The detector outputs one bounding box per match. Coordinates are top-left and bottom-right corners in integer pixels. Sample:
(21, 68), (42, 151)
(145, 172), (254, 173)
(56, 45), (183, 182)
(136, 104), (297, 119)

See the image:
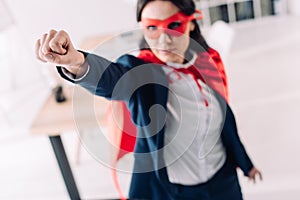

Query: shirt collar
(166, 50), (197, 69)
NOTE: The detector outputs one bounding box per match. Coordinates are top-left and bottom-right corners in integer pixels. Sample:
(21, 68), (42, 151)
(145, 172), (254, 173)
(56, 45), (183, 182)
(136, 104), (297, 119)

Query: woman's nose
(158, 31), (172, 44)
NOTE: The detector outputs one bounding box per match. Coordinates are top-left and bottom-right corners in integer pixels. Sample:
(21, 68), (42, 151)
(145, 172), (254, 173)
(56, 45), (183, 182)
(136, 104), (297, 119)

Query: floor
(1, 15), (300, 199)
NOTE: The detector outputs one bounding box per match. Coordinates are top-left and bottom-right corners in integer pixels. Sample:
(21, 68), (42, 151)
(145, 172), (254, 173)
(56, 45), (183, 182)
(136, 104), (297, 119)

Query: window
(195, 0), (288, 27)
(235, 1), (254, 21)
(209, 4), (229, 24)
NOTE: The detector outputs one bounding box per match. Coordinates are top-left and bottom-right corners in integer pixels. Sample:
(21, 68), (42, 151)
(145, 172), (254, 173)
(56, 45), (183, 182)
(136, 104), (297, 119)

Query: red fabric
(106, 102), (135, 200)
(138, 48), (229, 102)
(169, 65), (209, 107)
(109, 48), (228, 199)
(116, 102), (136, 160)
(141, 10), (203, 39)
(137, 49), (165, 64)
(196, 48), (229, 102)
(112, 167), (126, 200)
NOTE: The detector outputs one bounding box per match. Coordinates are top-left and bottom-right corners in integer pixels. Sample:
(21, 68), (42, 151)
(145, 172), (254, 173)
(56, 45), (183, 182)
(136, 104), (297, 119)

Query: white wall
(2, 0), (137, 86)
(5, 0), (137, 49)
(288, 0), (300, 16)
(0, 0), (137, 129)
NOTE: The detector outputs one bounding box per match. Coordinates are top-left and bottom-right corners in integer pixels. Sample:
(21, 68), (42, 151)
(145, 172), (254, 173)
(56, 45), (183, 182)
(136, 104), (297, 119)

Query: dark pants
(129, 158), (243, 200)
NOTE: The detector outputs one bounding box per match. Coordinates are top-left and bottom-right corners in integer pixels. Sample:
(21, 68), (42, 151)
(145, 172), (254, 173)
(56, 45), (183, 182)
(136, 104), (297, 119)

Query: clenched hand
(35, 29), (86, 75)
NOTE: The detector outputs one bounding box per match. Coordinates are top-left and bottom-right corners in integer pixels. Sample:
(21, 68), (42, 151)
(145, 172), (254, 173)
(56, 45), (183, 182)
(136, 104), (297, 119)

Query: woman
(35, 0), (262, 199)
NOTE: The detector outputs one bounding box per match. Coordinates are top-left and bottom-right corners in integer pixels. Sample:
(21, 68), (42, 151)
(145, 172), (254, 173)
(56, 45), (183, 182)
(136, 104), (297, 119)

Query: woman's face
(141, 1), (195, 64)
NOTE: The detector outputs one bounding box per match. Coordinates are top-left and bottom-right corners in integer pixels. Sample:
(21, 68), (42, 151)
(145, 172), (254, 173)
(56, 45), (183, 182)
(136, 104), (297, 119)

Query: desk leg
(49, 135), (81, 200)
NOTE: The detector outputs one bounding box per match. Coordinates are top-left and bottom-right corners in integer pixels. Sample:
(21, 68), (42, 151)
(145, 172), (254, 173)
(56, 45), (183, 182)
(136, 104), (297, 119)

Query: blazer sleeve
(221, 105), (254, 176)
(56, 51), (143, 100)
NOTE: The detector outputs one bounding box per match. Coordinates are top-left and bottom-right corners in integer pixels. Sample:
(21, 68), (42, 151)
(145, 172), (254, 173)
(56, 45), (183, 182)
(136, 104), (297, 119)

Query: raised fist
(35, 29), (85, 75)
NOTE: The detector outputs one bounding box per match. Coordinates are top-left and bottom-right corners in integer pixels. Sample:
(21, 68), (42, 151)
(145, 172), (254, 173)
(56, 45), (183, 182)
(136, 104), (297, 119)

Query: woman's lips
(159, 48), (176, 54)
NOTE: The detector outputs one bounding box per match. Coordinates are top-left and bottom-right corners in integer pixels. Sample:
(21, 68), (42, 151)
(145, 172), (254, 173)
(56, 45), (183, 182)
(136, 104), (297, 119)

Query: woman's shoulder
(116, 49), (164, 68)
(116, 52), (145, 69)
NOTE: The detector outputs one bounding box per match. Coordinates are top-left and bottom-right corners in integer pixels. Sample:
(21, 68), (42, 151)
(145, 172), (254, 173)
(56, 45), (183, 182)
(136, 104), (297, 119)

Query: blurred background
(1, 0), (300, 199)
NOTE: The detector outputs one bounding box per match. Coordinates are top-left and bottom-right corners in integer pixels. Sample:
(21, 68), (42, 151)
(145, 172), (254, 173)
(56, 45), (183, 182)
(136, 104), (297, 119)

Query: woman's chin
(157, 52), (182, 63)
(159, 55), (182, 64)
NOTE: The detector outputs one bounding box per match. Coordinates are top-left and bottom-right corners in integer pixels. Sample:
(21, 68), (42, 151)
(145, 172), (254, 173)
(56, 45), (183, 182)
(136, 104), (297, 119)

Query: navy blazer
(57, 52), (253, 199)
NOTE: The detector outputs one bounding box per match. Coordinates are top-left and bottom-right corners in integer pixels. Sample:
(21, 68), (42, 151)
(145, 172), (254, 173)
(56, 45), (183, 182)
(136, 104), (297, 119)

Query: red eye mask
(141, 10), (203, 39)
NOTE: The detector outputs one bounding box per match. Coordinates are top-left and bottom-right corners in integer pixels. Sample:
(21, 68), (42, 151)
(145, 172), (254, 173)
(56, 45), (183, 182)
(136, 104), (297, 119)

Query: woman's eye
(147, 25), (157, 31)
(168, 22), (182, 30)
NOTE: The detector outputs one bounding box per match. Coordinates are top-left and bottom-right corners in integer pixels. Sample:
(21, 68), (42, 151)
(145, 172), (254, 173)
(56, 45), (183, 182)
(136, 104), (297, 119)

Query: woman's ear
(189, 21), (195, 32)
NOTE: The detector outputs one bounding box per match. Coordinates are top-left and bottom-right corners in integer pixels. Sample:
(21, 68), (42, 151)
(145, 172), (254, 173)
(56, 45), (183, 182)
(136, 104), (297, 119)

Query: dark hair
(136, 0), (210, 52)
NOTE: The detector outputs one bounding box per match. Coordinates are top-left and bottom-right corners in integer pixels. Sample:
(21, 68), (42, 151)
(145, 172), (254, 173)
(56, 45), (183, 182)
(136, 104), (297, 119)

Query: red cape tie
(167, 65), (209, 107)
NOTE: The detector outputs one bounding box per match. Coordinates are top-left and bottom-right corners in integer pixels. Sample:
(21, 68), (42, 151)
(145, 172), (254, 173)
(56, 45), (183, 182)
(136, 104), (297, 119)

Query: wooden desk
(30, 86), (109, 200)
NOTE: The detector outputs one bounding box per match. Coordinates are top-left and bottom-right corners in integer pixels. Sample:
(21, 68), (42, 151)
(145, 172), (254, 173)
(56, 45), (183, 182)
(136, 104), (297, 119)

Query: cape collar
(137, 49), (197, 68)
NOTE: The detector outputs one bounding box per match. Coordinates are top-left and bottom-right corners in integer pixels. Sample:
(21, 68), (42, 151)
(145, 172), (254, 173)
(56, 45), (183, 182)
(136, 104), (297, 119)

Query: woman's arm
(35, 29), (134, 99)
(56, 51), (132, 99)
(221, 105), (262, 183)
